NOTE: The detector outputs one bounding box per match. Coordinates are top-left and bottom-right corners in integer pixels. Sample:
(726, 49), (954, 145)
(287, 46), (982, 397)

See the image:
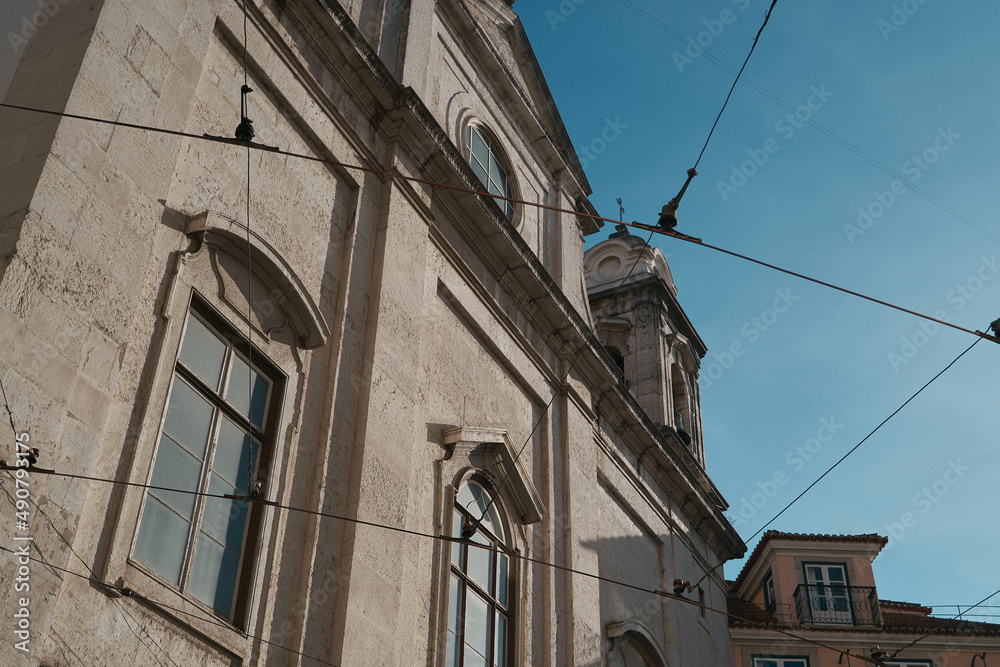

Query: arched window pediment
(606, 620), (669, 667)
(442, 426), (544, 525)
(186, 211), (330, 349)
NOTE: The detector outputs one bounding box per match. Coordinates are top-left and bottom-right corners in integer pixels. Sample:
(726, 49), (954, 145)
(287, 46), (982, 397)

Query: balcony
(793, 584), (882, 628)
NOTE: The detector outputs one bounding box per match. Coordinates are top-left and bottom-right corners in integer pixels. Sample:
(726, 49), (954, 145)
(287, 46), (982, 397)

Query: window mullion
(180, 404), (224, 593)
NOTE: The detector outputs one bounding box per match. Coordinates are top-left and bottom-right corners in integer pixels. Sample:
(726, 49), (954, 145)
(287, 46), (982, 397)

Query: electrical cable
(2, 376), (181, 666)
(0, 464), (892, 666)
(651, 0), (778, 231)
(0, 374), (18, 438)
(743, 334), (982, 543)
(691, 0), (778, 172)
(470, 0), (779, 536)
(888, 585), (1000, 660)
(614, 0), (1000, 248)
(614, 220), (997, 344)
(0, 543), (340, 667)
(1, 466), (182, 667)
(1, 101), (991, 347)
(466, 225), (656, 537)
(240, 0), (258, 497)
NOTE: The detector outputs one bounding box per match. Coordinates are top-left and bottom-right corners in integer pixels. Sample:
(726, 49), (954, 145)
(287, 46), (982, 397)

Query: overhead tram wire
(462, 223), (656, 539)
(468, 0), (781, 534)
(615, 0), (1000, 247)
(0, 419), (180, 666)
(0, 465), (893, 666)
(0, 542), (341, 666)
(3, 101), (991, 346)
(887, 585), (1000, 660)
(744, 332), (984, 544)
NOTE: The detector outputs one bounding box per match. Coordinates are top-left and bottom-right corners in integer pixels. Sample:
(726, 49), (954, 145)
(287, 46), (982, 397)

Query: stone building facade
(0, 0), (743, 665)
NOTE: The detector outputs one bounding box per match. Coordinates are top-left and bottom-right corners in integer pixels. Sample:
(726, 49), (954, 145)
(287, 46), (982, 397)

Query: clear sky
(521, 1), (1000, 617)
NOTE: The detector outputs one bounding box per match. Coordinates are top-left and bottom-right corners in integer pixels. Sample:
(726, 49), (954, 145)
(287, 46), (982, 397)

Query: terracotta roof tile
(726, 594), (1000, 637)
(732, 531), (888, 590)
(880, 599), (932, 615)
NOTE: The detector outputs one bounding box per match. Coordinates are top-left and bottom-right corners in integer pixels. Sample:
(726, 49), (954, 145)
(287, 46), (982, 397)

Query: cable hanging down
(655, 0), (779, 231)
(3, 99), (999, 346)
(0, 464), (893, 665)
(471, 0), (781, 536)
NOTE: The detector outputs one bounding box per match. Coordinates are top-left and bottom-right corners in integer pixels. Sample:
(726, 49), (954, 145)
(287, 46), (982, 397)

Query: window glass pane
(227, 356), (270, 429)
(133, 496), (191, 585)
(445, 630), (459, 667)
(189, 533), (240, 617)
(448, 574), (462, 634)
(163, 377), (214, 459)
(496, 552), (509, 608)
(202, 474), (249, 553)
(464, 589), (490, 663)
(469, 128), (487, 162)
(459, 483), (504, 542)
(464, 646), (487, 667)
(451, 510), (465, 566)
(494, 611), (507, 667)
(467, 533), (493, 593)
(213, 417), (255, 492)
(471, 159), (489, 189)
(488, 153), (505, 186)
(179, 315), (227, 389)
(149, 434), (203, 519)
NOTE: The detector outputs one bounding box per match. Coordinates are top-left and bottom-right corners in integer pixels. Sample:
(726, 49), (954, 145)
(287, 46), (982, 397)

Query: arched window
(607, 623), (670, 667)
(132, 301), (281, 621)
(446, 480), (512, 667)
(671, 363), (692, 447)
(466, 125), (514, 220)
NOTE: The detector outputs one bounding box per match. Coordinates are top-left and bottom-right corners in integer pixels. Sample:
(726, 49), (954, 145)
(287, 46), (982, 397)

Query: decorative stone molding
(606, 620), (670, 667)
(583, 237), (677, 297)
(442, 426), (544, 524)
(186, 211), (330, 349)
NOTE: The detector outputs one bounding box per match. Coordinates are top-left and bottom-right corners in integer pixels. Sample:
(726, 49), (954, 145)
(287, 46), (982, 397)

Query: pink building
(728, 531), (1000, 667)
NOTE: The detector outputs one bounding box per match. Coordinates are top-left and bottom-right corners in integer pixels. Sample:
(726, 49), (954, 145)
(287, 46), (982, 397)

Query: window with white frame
(466, 125), (514, 220)
(887, 661), (933, 667)
(131, 305), (278, 621)
(446, 480), (512, 667)
(753, 659), (809, 667)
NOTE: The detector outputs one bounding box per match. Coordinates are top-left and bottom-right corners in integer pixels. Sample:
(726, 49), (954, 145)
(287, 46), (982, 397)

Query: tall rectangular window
(132, 306), (278, 621)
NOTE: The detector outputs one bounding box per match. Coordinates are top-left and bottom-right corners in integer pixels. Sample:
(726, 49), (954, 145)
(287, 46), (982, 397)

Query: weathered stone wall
(0, 0), (741, 665)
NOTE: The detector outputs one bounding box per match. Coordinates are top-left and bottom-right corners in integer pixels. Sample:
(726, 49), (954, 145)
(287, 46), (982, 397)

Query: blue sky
(522, 1), (1000, 615)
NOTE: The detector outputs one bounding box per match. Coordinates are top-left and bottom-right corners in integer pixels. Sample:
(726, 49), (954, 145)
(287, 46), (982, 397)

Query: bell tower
(584, 225), (709, 466)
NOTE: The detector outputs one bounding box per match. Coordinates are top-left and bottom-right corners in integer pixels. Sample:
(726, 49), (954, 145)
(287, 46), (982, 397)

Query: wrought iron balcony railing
(793, 584), (882, 628)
